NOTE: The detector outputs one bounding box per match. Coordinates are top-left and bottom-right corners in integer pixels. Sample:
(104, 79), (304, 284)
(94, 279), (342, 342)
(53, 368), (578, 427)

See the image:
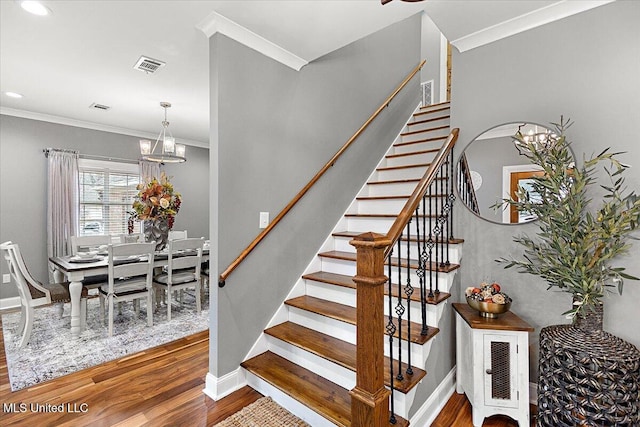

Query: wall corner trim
(196, 11), (308, 71)
(450, 0), (616, 53)
(203, 369), (247, 401)
(410, 366), (456, 426)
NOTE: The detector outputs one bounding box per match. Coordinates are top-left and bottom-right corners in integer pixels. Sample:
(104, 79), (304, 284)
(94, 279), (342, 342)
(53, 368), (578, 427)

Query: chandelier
(139, 102), (186, 163)
(513, 124), (559, 152)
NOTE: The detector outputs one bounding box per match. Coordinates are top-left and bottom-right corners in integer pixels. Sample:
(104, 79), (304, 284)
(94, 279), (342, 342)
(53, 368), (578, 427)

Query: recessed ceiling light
(20, 1), (51, 16)
(4, 91), (24, 99)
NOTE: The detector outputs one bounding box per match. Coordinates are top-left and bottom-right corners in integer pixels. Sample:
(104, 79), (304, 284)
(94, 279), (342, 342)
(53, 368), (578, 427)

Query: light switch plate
(259, 212), (269, 229)
(2, 274), (10, 284)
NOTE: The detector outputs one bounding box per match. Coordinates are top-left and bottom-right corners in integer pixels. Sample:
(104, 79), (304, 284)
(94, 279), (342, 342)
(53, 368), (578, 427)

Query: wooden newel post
(349, 232), (392, 427)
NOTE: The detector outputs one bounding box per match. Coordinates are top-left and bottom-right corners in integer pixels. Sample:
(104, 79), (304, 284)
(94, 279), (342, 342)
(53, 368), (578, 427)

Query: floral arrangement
(465, 282), (512, 305)
(130, 172), (182, 229)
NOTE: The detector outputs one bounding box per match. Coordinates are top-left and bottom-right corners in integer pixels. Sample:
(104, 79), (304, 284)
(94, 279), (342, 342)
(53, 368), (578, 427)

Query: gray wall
(0, 115), (209, 299)
(451, 0), (640, 382)
(420, 13), (444, 103)
(210, 15), (423, 376)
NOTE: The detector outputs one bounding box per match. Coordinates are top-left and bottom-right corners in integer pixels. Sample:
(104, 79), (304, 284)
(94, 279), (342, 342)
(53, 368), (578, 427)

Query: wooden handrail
(219, 60), (427, 287)
(384, 128), (459, 258)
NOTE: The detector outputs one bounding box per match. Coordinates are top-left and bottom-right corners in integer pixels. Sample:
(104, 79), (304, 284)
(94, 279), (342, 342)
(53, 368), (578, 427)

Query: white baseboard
(202, 368), (246, 401)
(0, 297), (20, 311)
(410, 366), (456, 427)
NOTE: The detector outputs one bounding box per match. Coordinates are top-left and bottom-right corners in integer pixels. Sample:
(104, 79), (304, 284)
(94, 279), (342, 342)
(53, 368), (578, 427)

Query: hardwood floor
(1, 313), (534, 426)
(431, 391), (537, 427)
(0, 315), (261, 427)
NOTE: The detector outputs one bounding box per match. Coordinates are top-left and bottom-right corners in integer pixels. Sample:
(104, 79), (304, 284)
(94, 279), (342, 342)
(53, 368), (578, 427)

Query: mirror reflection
(457, 122), (566, 224)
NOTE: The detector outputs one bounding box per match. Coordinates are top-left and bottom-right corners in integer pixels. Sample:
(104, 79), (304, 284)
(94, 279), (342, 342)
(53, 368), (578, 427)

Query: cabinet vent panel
(491, 341), (511, 400)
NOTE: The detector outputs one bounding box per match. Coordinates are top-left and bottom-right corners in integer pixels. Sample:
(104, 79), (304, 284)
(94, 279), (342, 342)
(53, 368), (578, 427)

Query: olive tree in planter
(496, 117), (640, 329)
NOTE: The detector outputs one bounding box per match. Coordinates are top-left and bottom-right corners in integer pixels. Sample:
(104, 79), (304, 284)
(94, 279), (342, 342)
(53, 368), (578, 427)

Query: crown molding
(196, 11), (308, 71)
(451, 0), (615, 53)
(0, 107), (208, 149)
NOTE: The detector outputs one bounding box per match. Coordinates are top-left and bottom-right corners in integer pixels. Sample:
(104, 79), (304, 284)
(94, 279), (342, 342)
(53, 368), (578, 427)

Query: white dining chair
(168, 230), (187, 240)
(153, 237), (203, 321)
(69, 235), (111, 255)
(1, 241), (88, 347)
(69, 234), (111, 290)
(99, 242), (156, 337)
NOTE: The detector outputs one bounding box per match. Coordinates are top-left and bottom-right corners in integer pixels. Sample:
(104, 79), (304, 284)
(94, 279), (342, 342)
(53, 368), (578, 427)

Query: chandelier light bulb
(139, 139), (152, 155)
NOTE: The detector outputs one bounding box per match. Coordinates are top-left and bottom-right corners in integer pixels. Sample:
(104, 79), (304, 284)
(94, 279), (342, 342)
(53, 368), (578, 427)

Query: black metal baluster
(395, 236), (404, 382)
(416, 205), (428, 337)
(427, 185), (435, 300)
(386, 251), (397, 425)
(405, 218), (413, 376)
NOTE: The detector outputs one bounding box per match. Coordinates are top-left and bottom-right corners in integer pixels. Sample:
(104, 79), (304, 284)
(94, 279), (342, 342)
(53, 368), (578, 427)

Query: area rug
(214, 397), (310, 427)
(2, 292), (208, 391)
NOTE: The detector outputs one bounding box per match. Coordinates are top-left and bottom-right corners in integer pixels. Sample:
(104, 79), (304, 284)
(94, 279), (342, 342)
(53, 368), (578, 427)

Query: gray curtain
(139, 160), (160, 183)
(47, 149), (79, 260)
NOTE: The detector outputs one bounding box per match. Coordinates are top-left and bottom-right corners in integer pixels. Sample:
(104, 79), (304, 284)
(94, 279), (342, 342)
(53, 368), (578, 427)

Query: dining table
(49, 247), (210, 339)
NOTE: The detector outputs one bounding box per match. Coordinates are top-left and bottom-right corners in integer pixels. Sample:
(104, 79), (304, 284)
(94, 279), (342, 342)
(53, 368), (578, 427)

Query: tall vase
(143, 219), (170, 251)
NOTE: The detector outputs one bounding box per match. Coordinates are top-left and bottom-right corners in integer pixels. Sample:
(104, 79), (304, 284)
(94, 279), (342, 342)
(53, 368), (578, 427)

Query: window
(78, 159), (140, 236)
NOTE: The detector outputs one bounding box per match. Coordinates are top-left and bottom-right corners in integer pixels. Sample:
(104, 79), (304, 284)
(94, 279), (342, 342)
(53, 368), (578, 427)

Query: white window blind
(78, 159), (140, 236)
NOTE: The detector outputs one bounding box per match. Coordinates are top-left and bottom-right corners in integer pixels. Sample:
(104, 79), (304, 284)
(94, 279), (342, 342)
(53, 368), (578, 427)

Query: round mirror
(456, 122), (571, 224)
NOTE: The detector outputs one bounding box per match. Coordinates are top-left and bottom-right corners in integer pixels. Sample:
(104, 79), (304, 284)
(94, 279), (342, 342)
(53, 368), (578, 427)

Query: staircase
(241, 101), (462, 426)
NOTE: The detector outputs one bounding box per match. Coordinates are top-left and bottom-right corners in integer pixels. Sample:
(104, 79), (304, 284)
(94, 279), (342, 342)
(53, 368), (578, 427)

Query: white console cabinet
(453, 303), (534, 427)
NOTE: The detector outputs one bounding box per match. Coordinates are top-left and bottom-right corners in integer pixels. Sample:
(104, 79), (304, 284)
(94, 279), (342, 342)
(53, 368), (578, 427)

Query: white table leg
(69, 280), (83, 338)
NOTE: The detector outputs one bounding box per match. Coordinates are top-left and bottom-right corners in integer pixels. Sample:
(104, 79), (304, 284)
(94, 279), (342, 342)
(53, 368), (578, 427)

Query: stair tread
(265, 322), (426, 393)
(356, 195), (410, 201)
(386, 148), (439, 159)
(331, 231), (464, 245)
(367, 177), (448, 186)
(376, 162), (431, 172)
(393, 135), (448, 147)
(285, 295), (440, 345)
(318, 250), (460, 273)
(345, 213), (438, 218)
(401, 124), (449, 137)
(419, 101), (450, 110)
(407, 115), (450, 126)
(302, 271), (452, 305)
(413, 106), (450, 117)
(242, 351), (408, 427)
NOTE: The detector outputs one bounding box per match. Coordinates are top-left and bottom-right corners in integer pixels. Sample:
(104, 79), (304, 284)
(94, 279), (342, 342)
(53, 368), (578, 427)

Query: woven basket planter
(537, 325), (640, 426)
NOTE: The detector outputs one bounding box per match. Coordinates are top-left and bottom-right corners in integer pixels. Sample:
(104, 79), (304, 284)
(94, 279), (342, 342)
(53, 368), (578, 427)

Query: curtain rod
(43, 148), (138, 165)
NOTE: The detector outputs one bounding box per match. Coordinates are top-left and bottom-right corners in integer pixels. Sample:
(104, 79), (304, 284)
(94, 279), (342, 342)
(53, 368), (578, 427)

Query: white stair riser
(355, 198), (408, 215)
(287, 307), (431, 366)
(406, 116), (450, 131)
(266, 335), (355, 391)
(401, 128), (450, 144)
(393, 139), (447, 155)
(375, 167), (427, 182)
(244, 372), (336, 427)
(384, 152), (437, 168)
(366, 181), (417, 196)
(332, 236), (462, 264)
(304, 279), (442, 325)
(346, 216), (435, 236)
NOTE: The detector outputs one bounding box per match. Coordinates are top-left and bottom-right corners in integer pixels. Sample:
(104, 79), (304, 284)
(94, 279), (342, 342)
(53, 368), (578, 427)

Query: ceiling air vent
(133, 56), (166, 74)
(89, 103), (111, 111)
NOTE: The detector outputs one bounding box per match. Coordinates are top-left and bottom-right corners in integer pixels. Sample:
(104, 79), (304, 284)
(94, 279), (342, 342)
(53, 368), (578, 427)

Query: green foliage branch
(495, 117), (640, 318)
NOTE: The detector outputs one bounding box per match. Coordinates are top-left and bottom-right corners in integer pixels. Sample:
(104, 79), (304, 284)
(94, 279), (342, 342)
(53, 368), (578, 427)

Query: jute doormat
(214, 396), (310, 427)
